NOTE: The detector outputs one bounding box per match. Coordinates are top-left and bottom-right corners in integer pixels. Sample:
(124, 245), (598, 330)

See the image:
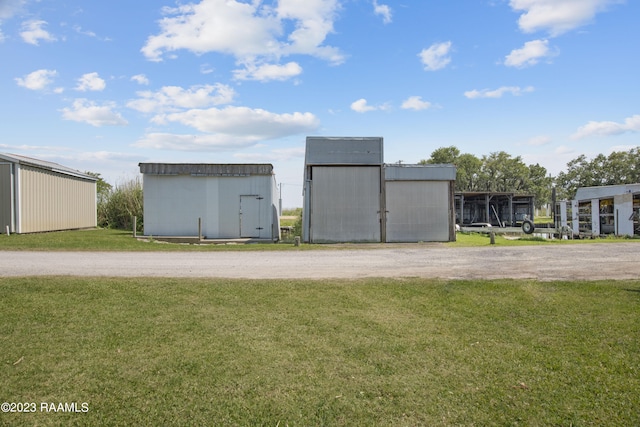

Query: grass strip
(1, 277), (638, 426)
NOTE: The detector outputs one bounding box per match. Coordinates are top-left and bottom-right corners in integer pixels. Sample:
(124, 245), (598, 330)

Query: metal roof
(0, 152), (97, 181)
(139, 163), (274, 176)
(574, 183), (640, 201)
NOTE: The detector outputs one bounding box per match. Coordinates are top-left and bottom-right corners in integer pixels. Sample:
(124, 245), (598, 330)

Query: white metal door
(240, 195), (262, 238)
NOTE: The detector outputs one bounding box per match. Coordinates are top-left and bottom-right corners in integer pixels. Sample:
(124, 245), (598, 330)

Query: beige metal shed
(0, 153), (97, 234)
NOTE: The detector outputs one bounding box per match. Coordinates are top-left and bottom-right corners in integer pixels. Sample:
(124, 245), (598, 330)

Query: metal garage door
(385, 181), (450, 242)
(310, 166), (381, 243)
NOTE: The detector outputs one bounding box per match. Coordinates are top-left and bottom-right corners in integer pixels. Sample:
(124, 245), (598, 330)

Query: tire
(522, 219), (534, 234)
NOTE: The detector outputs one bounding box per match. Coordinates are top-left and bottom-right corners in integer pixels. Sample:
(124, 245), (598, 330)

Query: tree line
(420, 146), (640, 208)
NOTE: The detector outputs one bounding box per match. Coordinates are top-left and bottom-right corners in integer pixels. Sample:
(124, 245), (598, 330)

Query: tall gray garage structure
(140, 163), (280, 241)
(302, 137), (456, 243)
(0, 153), (97, 234)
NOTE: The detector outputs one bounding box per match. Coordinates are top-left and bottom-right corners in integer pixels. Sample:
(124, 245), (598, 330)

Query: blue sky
(1, 0), (638, 208)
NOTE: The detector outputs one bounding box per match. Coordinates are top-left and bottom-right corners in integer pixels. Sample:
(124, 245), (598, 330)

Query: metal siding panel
(18, 166), (96, 233)
(143, 175), (207, 236)
(384, 165), (456, 181)
(0, 164), (12, 231)
(386, 181), (451, 242)
(310, 166), (381, 243)
(305, 137), (383, 165)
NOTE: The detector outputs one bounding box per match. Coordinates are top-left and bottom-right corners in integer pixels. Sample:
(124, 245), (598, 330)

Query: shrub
(98, 177), (143, 232)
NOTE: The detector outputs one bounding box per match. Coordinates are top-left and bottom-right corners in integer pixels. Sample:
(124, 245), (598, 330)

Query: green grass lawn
(1, 227), (638, 252)
(1, 277), (638, 426)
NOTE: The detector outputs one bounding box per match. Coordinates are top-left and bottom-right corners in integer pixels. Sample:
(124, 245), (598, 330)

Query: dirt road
(2, 243), (639, 280)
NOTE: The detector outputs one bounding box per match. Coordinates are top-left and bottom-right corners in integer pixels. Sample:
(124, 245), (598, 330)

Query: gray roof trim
(0, 152), (98, 181)
(139, 163), (274, 177)
(384, 164), (456, 181)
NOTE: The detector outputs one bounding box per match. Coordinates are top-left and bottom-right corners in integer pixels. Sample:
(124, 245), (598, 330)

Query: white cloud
(0, 0), (26, 20)
(134, 133), (261, 152)
(142, 0), (343, 66)
(156, 106), (319, 138)
(572, 115), (640, 139)
(510, 0), (620, 36)
(526, 135), (552, 146)
(504, 39), (552, 68)
(75, 72), (106, 92)
(373, 0), (392, 24)
(61, 99), (128, 127)
(15, 69), (57, 90)
(350, 98), (390, 113)
(418, 41), (452, 71)
(234, 146), (306, 162)
(127, 84), (236, 114)
(401, 96), (432, 111)
(20, 20), (56, 45)
(131, 74), (150, 85)
(464, 86), (534, 99)
(233, 61), (303, 82)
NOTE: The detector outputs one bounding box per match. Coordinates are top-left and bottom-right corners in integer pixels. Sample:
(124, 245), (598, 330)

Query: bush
(98, 177), (143, 232)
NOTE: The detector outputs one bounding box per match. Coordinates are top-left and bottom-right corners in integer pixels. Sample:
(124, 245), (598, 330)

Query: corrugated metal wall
(18, 165), (96, 233)
(310, 166), (381, 243)
(143, 174), (276, 239)
(0, 163), (13, 232)
(385, 181), (451, 242)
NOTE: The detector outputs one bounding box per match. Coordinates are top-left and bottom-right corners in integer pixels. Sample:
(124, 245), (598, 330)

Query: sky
(1, 0), (639, 208)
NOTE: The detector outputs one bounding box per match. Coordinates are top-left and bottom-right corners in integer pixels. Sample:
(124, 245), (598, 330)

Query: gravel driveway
(2, 243), (639, 280)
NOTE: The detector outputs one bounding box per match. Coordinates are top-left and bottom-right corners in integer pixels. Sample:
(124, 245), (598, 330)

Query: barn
(139, 163), (280, 241)
(0, 153), (97, 234)
(302, 137), (456, 243)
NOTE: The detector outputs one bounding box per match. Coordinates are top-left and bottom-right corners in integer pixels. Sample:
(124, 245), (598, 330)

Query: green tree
(420, 146), (482, 192)
(455, 153), (483, 191)
(420, 146), (553, 207)
(555, 148), (640, 199)
(420, 146), (460, 165)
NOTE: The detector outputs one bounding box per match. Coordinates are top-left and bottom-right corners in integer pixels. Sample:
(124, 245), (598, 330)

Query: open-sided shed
(139, 163), (280, 241)
(302, 137), (456, 243)
(0, 153), (97, 234)
(455, 192), (535, 227)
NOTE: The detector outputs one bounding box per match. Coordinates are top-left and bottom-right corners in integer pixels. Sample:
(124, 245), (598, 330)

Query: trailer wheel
(522, 219), (534, 234)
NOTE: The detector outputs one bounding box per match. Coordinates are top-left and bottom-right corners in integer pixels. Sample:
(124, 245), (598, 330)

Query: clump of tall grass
(98, 177), (143, 232)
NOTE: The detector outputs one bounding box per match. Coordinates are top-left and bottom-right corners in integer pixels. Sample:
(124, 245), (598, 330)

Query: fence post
(133, 216), (137, 238)
(198, 217), (202, 242)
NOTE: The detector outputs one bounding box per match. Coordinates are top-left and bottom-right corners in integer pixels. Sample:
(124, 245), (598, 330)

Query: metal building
(139, 163), (280, 241)
(563, 183), (640, 237)
(0, 153), (97, 234)
(385, 164), (456, 242)
(302, 137), (456, 243)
